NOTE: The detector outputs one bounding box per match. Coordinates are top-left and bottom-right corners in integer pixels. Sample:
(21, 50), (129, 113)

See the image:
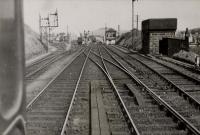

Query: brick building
(142, 18), (177, 54)
(105, 28), (117, 45)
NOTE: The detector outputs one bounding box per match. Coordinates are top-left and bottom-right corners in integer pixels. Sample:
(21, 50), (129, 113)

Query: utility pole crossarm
(39, 10), (59, 52)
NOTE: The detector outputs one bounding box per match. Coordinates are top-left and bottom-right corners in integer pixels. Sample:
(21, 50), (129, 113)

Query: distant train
(77, 37), (83, 45)
(77, 36), (96, 45)
(88, 35), (96, 43)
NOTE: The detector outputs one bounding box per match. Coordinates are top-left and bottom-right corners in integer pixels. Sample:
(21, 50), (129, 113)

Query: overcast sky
(23, 0), (200, 35)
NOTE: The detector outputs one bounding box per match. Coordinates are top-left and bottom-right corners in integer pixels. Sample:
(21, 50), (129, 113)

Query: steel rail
(142, 53), (200, 83)
(115, 45), (200, 74)
(122, 45), (200, 83)
(25, 49), (79, 78)
(109, 46), (200, 110)
(60, 47), (91, 135)
(83, 50), (140, 135)
(26, 53), (55, 68)
(26, 52), (67, 77)
(26, 48), (86, 109)
(100, 46), (200, 135)
(158, 56), (200, 74)
(90, 51), (133, 75)
(97, 45), (140, 135)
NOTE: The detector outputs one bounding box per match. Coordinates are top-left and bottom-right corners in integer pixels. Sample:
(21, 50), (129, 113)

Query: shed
(159, 38), (188, 56)
(142, 18), (177, 54)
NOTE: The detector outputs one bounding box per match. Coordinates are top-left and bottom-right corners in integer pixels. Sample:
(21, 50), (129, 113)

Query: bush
(116, 29), (142, 51)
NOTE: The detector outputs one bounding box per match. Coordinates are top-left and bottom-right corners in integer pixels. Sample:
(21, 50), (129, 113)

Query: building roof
(142, 18), (177, 31)
(106, 28), (117, 32)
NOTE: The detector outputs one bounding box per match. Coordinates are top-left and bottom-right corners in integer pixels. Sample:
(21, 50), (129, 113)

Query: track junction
(26, 44), (200, 135)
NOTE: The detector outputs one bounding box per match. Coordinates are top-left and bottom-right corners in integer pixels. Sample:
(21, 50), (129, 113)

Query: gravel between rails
(26, 48), (83, 104)
(105, 46), (200, 132)
(95, 45), (197, 134)
(26, 50), (89, 135)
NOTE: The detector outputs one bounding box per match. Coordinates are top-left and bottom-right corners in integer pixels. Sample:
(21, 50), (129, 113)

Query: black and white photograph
(0, 0), (200, 134)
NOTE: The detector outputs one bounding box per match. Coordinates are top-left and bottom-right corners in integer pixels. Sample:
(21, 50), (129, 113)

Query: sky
(23, 0), (200, 35)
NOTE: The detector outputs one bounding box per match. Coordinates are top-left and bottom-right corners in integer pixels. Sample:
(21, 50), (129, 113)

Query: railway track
(26, 51), (69, 81)
(26, 44), (200, 135)
(26, 52), (59, 75)
(111, 46), (200, 102)
(26, 48), (83, 104)
(115, 45), (200, 80)
(115, 45), (200, 77)
(100, 45), (200, 134)
(26, 44), (82, 82)
(151, 56), (200, 80)
(26, 48), (90, 135)
(158, 56), (200, 74)
(86, 45), (138, 135)
(64, 46), (132, 135)
(87, 44), (187, 134)
(26, 45), (137, 135)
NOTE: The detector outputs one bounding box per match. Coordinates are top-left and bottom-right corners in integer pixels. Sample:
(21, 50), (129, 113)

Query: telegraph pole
(67, 25), (69, 35)
(136, 14), (139, 36)
(66, 25), (69, 43)
(39, 14), (42, 41)
(118, 25), (120, 37)
(132, 0), (137, 49)
(48, 14), (50, 52)
(105, 23), (107, 43)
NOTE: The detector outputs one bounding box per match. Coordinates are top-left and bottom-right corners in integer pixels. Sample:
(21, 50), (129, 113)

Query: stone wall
(141, 18), (177, 54)
(149, 31), (175, 54)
